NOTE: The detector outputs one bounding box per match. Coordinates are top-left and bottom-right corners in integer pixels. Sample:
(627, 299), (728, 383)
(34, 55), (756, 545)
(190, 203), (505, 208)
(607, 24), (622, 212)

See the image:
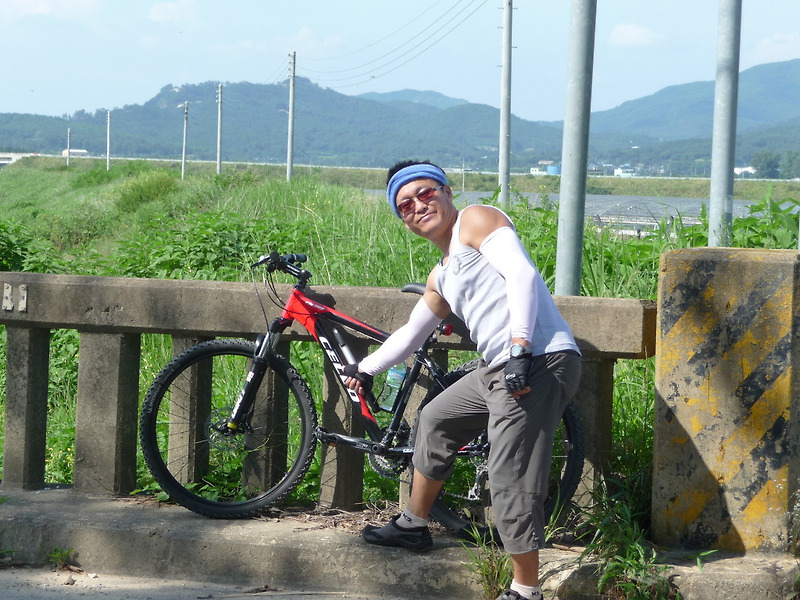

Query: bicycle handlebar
(252, 251), (307, 269)
(253, 252), (311, 285)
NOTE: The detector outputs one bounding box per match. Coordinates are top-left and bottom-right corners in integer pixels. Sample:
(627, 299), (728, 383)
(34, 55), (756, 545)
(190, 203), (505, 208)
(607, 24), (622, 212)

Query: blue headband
(386, 164), (448, 218)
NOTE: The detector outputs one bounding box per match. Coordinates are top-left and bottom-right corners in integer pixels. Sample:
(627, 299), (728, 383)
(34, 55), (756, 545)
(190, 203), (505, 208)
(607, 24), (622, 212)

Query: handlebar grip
(284, 253), (307, 264)
(251, 252), (307, 269)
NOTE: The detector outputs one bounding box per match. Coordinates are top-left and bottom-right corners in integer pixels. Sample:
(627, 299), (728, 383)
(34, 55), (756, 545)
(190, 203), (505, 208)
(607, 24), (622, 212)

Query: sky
(2, 0), (800, 123)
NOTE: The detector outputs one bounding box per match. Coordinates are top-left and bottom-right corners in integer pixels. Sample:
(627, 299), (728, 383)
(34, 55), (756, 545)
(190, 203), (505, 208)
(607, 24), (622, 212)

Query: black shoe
(362, 514), (433, 551)
(495, 591), (541, 600)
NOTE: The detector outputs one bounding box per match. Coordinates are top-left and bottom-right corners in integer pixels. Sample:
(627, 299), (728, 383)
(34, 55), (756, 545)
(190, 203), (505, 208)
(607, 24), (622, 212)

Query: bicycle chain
(367, 445), (488, 502)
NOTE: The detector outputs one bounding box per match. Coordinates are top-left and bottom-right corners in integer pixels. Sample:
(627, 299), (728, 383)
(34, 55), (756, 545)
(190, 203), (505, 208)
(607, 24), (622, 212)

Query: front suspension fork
(225, 319), (289, 431)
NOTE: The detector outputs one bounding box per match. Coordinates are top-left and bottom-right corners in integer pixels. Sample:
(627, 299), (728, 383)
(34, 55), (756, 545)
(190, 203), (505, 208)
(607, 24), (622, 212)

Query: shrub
(0, 220), (29, 271)
(115, 171), (179, 213)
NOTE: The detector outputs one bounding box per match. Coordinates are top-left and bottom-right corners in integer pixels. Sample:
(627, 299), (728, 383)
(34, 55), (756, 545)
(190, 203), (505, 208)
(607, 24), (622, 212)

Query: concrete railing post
(319, 339), (369, 509)
(2, 326), (50, 490)
(244, 339), (293, 491)
(653, 248), (800, 552)
(74, 332), (141, 495)
(572, 357), (614, 504)
(399, 347), (448, 509)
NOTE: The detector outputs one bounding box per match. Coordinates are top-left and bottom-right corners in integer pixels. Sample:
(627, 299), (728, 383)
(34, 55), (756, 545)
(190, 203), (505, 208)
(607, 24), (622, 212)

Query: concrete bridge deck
(0, 489), (796, 599)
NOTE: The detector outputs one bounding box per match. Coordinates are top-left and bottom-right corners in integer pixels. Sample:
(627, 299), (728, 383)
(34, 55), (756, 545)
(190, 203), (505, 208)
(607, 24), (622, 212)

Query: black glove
(504, 354), (533, 394)
(342, 363), (373, 393)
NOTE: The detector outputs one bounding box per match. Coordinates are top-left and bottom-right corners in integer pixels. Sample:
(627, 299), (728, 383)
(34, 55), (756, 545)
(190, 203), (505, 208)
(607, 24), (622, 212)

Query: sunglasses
(396, 185), (444, 218)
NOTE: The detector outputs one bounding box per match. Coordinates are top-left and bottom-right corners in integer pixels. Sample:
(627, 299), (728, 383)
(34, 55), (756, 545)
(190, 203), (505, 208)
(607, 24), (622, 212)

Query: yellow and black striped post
(653, 248), (800, 552)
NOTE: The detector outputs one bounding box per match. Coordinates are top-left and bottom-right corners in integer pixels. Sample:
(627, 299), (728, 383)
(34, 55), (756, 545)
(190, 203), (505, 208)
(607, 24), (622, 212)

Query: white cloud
(745, 31), (800, 67)
(609, 23), (667, 48)
(149, 0), (197, 25)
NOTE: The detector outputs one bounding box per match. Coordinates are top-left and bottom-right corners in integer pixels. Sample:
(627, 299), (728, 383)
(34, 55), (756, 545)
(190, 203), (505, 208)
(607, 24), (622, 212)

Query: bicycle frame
(233, 280), (450, 458)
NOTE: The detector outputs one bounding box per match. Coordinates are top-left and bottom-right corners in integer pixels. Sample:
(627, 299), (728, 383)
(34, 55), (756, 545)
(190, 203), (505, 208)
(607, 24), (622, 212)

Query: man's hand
(504, 354), (533, 398)
(342, 364), (373, 396)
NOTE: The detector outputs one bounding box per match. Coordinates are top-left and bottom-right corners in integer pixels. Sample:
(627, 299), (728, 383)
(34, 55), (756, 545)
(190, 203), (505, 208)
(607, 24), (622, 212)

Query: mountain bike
(139, 252), (585, 539)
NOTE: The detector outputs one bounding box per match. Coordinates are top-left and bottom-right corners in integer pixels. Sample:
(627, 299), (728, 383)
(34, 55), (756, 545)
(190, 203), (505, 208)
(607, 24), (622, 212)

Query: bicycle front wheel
(140, 339), (318, 518)
(425, 361), (585, 540)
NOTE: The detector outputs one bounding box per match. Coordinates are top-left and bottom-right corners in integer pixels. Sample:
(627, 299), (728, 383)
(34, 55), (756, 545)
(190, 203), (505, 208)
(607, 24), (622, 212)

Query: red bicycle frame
(269, 285), (392, 440)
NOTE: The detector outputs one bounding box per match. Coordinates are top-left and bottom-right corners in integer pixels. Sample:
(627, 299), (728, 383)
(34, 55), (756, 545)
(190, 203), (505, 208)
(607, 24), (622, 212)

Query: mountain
(1, 59), (799, 174)
(0, 78), (564, 170)
(590, 59), (800, 141)
(357, 89), (470, 110)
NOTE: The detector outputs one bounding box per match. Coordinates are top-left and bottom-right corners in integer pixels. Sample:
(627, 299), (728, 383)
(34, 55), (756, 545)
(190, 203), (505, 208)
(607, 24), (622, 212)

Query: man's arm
(344, 269), (451, 395)
(459, 205), (538, 348)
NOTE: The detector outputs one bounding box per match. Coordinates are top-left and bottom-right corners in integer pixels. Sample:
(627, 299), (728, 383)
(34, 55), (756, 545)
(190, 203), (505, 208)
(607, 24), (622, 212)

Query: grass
(578, 475), (680, 600)
(45, 546), (75, 570)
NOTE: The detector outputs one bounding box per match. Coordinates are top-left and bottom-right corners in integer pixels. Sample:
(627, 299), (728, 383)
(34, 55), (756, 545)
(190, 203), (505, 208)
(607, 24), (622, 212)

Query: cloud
(745, 31), (800, 67)
(609, 23), (667, 48)
(149, 0), (197, 25)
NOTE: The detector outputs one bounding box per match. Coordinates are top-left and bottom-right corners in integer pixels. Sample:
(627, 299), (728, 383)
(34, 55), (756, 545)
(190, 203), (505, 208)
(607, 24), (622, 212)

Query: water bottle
(380, 364), (406, 410)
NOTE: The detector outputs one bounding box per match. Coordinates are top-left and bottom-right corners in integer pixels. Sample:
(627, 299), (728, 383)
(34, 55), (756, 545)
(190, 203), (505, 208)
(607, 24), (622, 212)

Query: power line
(297, 0), (489, 89)
(301, 0), (455, 64)
(300, 0), (475, 74)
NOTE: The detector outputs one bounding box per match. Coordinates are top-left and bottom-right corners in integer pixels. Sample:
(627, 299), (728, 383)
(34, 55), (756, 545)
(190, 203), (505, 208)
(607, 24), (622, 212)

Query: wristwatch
(509, 343), (531, 358)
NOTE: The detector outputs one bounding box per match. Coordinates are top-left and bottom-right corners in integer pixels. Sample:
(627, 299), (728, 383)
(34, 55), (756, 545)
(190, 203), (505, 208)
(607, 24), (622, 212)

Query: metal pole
(66, 128), (71, 167)
(216, 84), (223, 175)
(106, 110), (111, 171)
(286, 52), (296, 182)
(708, 0), (742, 247)
(498, 0), (512, 204)
(555, 0), (597, 296)
(181, 101), (188, 181)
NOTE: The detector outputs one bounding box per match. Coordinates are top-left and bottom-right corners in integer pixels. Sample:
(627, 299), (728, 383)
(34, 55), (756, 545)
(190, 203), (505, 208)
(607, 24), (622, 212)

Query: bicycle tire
(140, 339), (318, 519)
(421, 360), (585, 540)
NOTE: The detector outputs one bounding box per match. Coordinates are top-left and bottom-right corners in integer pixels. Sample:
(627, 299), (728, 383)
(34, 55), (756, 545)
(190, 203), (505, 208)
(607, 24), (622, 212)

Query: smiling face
(395, 178), (458, 250)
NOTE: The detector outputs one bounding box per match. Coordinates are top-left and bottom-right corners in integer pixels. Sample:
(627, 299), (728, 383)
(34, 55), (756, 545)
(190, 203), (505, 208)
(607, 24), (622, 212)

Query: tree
(780, 150), (800, 179)
(751, 150), (781, 179)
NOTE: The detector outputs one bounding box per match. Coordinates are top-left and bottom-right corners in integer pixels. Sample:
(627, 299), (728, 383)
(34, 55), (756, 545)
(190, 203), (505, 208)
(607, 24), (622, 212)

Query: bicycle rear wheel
(140, 339), (318, 518)
(423, 361), (585, 540)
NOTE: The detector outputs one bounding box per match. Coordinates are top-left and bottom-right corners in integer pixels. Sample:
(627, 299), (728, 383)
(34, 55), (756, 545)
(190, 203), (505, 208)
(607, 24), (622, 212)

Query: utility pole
(216, 84), (223, 175)
(286, 52), (296, 182)
(708, 0), (742, 247)
(66, 128), (71, 167)
(498, 0), (512, 205)
(106, 110), (111, 171)
(181, 101), (189, 181)
(554, 0), (597, 297)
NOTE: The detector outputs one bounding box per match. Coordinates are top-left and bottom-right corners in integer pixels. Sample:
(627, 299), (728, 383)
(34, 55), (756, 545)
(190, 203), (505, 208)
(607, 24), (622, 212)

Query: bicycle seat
(401, 283), (425, 296)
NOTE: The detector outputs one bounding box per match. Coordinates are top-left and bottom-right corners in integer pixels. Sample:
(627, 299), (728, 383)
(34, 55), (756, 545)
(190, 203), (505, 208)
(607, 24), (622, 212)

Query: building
(62, 149), (89, 157)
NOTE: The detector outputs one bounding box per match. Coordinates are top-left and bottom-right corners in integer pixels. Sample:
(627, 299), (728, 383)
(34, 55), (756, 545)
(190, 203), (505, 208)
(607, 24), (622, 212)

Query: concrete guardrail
(0, 272), (654, 512)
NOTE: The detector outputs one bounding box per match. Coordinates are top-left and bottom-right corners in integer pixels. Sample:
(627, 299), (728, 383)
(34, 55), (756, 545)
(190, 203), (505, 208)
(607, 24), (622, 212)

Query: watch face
(510, 344), (527, 358)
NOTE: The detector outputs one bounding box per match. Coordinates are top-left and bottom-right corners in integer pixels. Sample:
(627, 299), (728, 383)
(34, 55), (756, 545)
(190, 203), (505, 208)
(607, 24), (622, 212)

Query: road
(0, 566), (400, 600)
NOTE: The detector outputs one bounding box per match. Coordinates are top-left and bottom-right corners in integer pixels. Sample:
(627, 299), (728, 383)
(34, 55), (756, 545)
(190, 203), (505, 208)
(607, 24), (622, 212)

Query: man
(344, 160), (581, 600)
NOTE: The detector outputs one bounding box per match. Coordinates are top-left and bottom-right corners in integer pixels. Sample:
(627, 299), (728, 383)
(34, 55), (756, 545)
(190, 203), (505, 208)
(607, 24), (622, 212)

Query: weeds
(46, 546), (75, 570)
(463, 525), (511, 600)
(579, 476), (679, 600)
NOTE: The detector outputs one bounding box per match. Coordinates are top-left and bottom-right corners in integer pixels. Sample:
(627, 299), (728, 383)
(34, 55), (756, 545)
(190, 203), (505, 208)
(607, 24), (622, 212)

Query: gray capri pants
(413, 350), (581, 554)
